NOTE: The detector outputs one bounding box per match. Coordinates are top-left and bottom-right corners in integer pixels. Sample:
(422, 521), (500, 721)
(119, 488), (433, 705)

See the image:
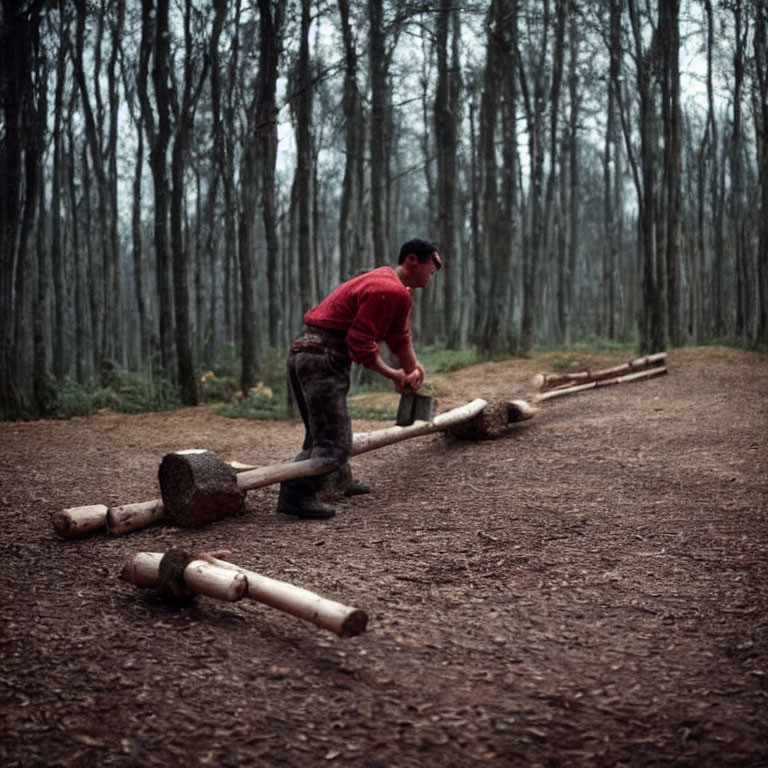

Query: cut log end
(158, 548), (196, 601)
(339, 609), (369, 638)
(444, 400), (511, 441)
(52, 504), (108, 539)
(158, 452), (245, 528)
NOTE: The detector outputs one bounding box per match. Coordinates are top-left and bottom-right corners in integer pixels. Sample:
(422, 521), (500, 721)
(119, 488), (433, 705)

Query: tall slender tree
(434, 0), (462, 345)
(137, 0), (174, 373)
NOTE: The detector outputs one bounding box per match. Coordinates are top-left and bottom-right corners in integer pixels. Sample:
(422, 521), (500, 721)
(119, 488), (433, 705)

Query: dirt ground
(1, 347), (766, 767)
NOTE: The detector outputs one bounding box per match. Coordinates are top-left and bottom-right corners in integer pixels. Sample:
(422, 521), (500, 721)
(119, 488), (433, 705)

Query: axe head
(396, 392), (437, 426)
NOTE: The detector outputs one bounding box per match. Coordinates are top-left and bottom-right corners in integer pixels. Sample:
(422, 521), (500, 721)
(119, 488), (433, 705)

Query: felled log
(51, 504), (109, 539)
(351, 398), (488, 453)
(108, 499), (166, 535)
(155, 402), (490, 528)
(159, 455), (337, 528)
(208, 556), (368, 637)
(121, 550), (247, 602)
(533, 352), (667, 392)
(535, 365), (667, 402)
(121, 551), (368, 637)
(52, 451), (257, 538)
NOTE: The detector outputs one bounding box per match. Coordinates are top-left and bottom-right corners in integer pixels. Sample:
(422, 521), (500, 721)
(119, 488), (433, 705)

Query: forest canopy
(1, 0), (766, 419)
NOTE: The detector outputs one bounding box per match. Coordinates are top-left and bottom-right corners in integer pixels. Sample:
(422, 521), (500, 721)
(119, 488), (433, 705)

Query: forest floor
(1, 347), (767, 767)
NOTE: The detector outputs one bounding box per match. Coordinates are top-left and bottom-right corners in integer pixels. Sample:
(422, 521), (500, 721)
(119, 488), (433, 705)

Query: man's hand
(404, 365), (425, 391)
(392, 368), (412, 394)
(371, 354), (426, 394)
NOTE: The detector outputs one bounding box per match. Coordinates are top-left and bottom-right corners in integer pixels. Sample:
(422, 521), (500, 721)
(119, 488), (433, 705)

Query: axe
(395, 392), (437, 426)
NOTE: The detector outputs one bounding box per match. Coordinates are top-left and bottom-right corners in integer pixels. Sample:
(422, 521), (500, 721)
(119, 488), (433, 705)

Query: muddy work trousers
(281, 347), (353, 503)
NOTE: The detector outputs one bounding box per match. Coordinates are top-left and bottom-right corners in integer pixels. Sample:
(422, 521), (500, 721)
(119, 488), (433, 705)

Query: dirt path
(1, 347), (766, 767)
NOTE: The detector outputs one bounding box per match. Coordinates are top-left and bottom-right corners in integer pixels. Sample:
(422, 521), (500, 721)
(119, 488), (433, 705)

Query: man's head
(396, 239), (442, 288)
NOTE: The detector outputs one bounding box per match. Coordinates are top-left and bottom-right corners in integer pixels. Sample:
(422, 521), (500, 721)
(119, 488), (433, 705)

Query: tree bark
(138, 0), (174, 374)
(293, 0), (315, 313)
(257, 0), (284, 347)
(170, 2), (209, 406)
(434, 0), (462, 346)
(0, 0), (45, 418)
(51, 2), (67, 380)
(479, 0), (518, 356)
(627, 0), (665, 353)
(338, 0), (367, 280)
(754, 0), (768, 343)
(368, 0), (389, 265)
(659, 0), (682, 346)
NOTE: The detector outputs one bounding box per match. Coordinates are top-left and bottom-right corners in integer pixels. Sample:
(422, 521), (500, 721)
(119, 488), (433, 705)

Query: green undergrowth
(347, 404), (398, 421)
(52, 368), (182, 419)
(33, 338), (761, 423)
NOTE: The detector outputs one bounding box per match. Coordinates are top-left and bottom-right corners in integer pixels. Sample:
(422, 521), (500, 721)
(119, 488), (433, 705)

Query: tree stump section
(444, 400), (513, 441)
(158, 452), (245, 528)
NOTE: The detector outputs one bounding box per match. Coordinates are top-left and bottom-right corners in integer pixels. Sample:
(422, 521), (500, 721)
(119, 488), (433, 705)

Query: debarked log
(534, 365), (668, 402)
(533, 352), (667, 391)
(350, 398), (488, 454)
(107, 499), (166, 535)
(120, 551), (367, 637)
(51, 504), (109, 539)
(120, 551), (248, 601)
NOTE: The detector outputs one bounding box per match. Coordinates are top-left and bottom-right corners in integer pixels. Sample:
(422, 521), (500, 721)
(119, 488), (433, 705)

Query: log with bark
(532, 352), (667, 392)
(121, 550), (368, 637)
(51, 451), (255, 538)
(534, 365), (668, 402)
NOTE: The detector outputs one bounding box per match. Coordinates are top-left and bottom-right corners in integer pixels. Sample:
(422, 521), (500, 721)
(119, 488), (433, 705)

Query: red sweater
(304, 266), (412, 367)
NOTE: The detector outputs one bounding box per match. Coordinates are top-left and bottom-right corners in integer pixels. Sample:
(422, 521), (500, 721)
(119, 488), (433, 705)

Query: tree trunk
(480, 0), (518, 356)
(295, 0), (315, 311)
(256, 0), (284, 347)
(659, 0), (682, 346)
(434, 0), (462, 346)
(33, 88), (49, 418)
(106, 2), (123, 364)
(138, 0), (174, 375)
(170, 2), (208, 406)
(65, 88), (86, 383)
(338, 0), (367, 281)
(51, 2), (67, 380)
(602, 0), (622, 340)
(238, 136), (258, 394)
(517, 22), (547, 354)
(627, 0), (665, 353)
(368, 0), (389, 266)
(729, 1), (750, 339)
(73, 0), (115, 374)
(754, 0), (768, 343)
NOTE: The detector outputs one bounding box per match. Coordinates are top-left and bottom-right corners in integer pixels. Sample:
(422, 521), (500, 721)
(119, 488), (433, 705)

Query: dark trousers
(281, 349), (352, 500)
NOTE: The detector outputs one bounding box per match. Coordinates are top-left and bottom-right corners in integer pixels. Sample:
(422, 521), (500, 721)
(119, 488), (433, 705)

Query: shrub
(217, 384), (284, 421)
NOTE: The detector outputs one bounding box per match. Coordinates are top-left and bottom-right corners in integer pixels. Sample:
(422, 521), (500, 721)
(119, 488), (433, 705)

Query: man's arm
(388, 339), (426, 391)
(368, 354), (411, 392)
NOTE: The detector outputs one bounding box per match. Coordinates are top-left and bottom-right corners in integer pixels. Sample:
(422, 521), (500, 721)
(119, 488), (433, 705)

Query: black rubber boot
(344, 480), (372, 497)
(277, 484), (336, 519)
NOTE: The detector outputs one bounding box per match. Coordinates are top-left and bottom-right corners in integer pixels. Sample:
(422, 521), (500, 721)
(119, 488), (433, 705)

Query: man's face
(410, 251), (442, 287)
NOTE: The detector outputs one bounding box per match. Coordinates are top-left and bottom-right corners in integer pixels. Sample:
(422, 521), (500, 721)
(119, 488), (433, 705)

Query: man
(278, 238), (442, 519)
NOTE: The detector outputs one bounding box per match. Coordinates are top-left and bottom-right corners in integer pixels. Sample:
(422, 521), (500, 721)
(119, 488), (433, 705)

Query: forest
(1, 0), (766, 420)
